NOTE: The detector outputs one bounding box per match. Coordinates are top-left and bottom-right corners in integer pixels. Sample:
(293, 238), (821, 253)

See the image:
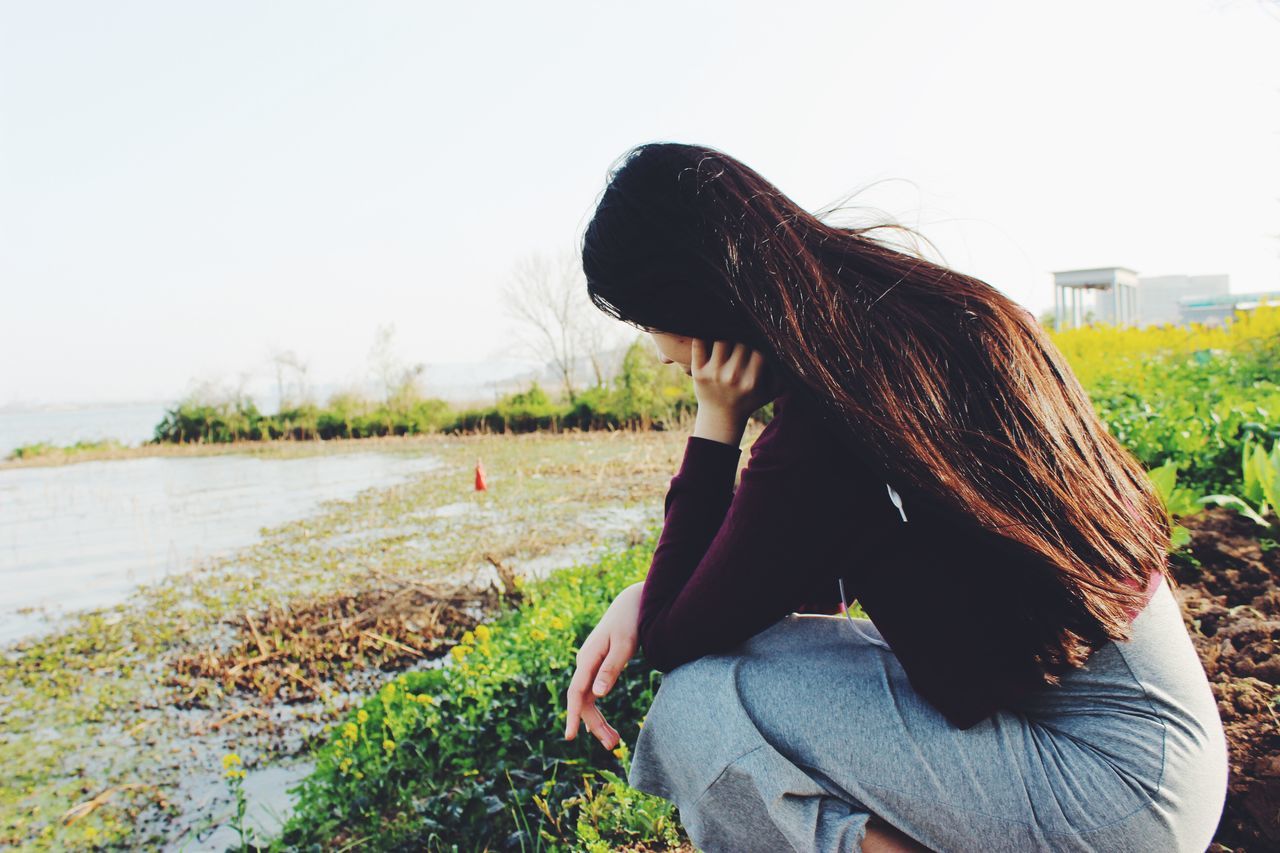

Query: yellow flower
(356, 709), (369, 724)
(474, 624), (491, 643)
(415, 693), (434, 705)
(224, 767), (247, 780)
(549, 616), (565, 631)
(383, 681), (396, 696)
(343, 722), (359, 741)
(461, 629), (475, 646)
(451, 644), (470, 662)
(339, 757), (354, 774)
(383, 739), (396, 754)
(84, 826), (99, 841)
(221, 753), (242, 770)
(354, 770), (364, 780)
(612, 744), (628, 760)
(529, 628), (548, 642)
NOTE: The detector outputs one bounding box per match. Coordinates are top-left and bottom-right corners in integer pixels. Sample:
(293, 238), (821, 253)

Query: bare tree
(368, 323), (426, 409)
(500, 247), (620, 401)
(269, 347), (312, 411)
(579, 299), (619, 388)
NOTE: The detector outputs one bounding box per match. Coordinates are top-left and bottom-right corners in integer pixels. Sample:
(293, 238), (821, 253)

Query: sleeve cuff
(676, 435), (743, 484)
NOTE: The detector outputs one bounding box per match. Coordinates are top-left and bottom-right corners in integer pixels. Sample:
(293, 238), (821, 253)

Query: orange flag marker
(475, 458), (487, 491)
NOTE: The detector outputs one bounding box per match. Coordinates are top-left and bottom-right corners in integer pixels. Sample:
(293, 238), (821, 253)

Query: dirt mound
(1174, 508), (1280, 852)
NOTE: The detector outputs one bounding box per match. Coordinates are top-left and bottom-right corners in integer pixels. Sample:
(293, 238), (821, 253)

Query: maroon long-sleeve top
(638, 386), (1163, 730)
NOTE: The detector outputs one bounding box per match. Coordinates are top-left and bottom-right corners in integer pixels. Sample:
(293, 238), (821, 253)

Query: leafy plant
(1146, 460), (1203, 550)
(222, 753), (255, 851)
(565, 743), (685, 853)
(1197, 434), (1280, 532)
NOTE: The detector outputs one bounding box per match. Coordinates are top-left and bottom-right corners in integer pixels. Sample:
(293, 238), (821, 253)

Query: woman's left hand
(563, 581), (644, 750)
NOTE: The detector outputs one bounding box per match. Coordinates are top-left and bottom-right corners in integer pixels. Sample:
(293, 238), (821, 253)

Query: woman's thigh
(628, 613), (1183, 852)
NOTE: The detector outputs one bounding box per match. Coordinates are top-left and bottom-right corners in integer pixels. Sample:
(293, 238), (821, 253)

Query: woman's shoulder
(755, 386), (862, 458)
(745, 387), (819, 464)
(743, 385), (878, 488)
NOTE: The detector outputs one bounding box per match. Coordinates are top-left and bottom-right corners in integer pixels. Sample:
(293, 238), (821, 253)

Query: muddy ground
(0, 427), (713, 849)
(4, 427), (1274, 850)
(1173, 507), (1280, 852)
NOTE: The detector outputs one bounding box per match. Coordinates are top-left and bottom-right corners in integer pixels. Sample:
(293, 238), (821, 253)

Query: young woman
(562, 141), (1228, 851)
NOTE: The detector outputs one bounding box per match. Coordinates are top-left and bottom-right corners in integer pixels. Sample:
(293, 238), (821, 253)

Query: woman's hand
(690, 339), (783, 445)
(564, 580), (644, 750)
(691, 339), (780, 417)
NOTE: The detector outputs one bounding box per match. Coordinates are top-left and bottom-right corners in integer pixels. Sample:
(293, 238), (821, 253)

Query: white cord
(886, 482), (908, 522)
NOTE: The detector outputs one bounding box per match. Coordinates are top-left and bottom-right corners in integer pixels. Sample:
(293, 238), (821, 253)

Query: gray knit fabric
(627, 577), (1227, 852)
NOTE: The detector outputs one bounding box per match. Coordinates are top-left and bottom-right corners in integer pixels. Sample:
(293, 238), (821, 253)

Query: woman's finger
(583, 703), (619, 750)
(592, 634), (631, 698)
(710, 339), (729, 368)
(745, 348), (765, 385)
(696, 339), (722, 379)
(565, 636), (607, 739)
(565, 655), (597, 738)
(727, 342), (750, 377)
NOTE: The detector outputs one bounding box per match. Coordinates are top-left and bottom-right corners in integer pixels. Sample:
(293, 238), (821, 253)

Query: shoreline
(0, 425), (763, 847)
(0, 425), (702, 471)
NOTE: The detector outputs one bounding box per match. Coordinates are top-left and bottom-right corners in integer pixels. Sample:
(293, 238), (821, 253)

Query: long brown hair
(581, 140), (1173, 688)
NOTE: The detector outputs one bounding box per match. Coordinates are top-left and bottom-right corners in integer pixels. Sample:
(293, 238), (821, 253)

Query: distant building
(1051, 267), (1140, 328)
(1138, 274), (1230, 327)
(1050, 266), (1280, 330)
(1175, 288), (1280, 328)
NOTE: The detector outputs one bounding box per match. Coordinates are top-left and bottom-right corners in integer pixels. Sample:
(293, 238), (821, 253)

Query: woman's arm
(638, 392), (893, 672)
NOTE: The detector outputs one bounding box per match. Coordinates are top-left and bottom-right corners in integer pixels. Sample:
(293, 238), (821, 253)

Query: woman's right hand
(692, 338), (782, 416)
(563, 580), (645, 750)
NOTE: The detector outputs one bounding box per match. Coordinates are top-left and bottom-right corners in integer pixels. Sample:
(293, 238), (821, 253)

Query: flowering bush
(1048, 304), (1280, 495)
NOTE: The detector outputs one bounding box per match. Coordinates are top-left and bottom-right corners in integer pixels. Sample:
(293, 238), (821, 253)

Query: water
(165, 760), (314, 852)
(0, 451), (444, 645)
(0, 402), (172, 458)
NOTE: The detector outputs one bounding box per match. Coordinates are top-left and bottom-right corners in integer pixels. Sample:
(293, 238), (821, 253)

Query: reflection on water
(0, 451), (444, 645)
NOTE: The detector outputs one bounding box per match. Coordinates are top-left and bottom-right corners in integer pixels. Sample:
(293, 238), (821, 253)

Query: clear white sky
(2, 0), (1277, 406)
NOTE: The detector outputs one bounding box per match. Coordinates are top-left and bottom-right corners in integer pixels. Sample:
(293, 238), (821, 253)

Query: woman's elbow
(637, 628), (687, 674)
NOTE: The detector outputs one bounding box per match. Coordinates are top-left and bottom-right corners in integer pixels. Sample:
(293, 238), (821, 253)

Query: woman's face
(648, 331), (693, 375)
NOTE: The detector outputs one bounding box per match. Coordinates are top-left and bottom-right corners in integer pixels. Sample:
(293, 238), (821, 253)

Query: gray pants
(627, 577), (1228, 852)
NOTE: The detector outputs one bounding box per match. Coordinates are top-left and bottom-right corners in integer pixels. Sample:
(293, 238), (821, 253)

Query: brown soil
(1173, 507), (1280, 852)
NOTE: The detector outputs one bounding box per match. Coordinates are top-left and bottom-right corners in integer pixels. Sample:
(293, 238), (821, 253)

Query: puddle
(163, 760), (314, 852)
